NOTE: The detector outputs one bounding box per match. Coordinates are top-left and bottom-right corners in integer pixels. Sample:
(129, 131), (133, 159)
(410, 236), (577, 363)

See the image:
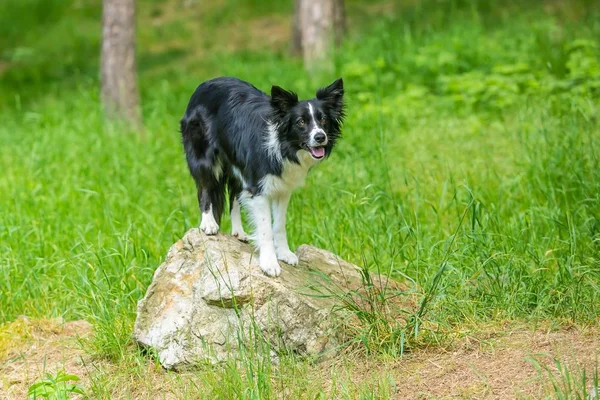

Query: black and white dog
(180, 77), (345, 277)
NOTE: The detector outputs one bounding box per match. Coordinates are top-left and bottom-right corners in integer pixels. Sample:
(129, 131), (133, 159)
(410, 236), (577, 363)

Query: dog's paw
(260, 254), (281, 277)
(232, 229), (249, 242)
(200, 218), (219, 235)
(277, 248), (298, 266)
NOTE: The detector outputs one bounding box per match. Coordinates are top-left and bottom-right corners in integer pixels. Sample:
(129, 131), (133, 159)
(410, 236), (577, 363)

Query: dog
(180, 77), (345, 277)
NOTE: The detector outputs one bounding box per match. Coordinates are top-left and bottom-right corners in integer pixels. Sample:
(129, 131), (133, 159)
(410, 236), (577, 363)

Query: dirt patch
(1, 318), (598, 399)
(0, 317), (93, 400)
(345, 328), (600, 399)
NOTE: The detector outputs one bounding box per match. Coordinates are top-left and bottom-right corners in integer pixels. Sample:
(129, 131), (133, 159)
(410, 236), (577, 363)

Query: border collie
(180, 77), (345, 277)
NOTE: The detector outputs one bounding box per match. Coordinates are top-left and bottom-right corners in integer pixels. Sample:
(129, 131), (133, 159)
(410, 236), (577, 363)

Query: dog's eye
(320, 117), (327, 125)
(297, 118), (306, 127)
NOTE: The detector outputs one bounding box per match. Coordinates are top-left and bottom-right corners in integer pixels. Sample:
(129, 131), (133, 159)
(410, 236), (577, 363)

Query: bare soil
(1, 317), (598, 399)
(0, 317), (93, 400)
(350, 328), (600, 398)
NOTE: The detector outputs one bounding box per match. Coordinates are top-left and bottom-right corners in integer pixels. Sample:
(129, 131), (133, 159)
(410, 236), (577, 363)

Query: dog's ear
(317, 78), (344, 119)
(316, 78), (344, 103)
(271, 85), (298, 112)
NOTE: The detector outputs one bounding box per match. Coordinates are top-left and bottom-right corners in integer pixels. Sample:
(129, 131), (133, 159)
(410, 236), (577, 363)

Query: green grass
(1, 0), (600, 397)
(529, 355), (600, 399)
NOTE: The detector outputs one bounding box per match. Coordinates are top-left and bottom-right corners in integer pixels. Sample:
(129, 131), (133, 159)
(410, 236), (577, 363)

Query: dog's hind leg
(181, 106), (225, 235)
(228, 177), (249, 242)
(198, 174), (225, 235)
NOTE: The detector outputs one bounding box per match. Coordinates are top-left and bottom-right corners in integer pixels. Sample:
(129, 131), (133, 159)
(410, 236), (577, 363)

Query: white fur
(200, 204), (219, 235)
(233, 150), (318, 276)
(264, 122), (283, 164)
(232, 166), (248, 188)
(230, 198), (248, 241)
(308, 102), (317, 125)
(243, 195), (281, 277)
(272, 193), (298, 265)
(307, 103), (328, 147)
(242, 150), (318, 275)
(260, 150), (318, 197)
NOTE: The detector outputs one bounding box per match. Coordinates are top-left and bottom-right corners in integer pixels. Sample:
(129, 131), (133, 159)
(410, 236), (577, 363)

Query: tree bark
(294, 0), (345, 72)
(291, 0), (303, 55)
(101, 0), (141, 127)
(333, 0), (345, 47)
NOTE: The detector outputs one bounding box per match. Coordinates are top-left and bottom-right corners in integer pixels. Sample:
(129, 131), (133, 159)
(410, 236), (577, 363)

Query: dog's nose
(314, 132), (326, 144)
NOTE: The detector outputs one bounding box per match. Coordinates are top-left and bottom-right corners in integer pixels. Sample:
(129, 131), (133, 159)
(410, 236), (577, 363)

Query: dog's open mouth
(308, 146), (325, 160)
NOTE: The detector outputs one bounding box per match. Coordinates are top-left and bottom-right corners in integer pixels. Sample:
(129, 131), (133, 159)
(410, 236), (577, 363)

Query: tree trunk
(294, 0), (345, 72)
(101, 0), (141, 127)
(333, 0), (345, 47)
(291, 0), (303, 55)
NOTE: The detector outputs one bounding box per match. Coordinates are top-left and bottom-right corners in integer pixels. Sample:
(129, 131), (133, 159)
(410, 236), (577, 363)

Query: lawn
(1, 0), (600, 398)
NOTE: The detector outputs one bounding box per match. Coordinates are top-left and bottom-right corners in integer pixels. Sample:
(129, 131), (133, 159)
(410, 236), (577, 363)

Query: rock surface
(133, 228), (368, 370)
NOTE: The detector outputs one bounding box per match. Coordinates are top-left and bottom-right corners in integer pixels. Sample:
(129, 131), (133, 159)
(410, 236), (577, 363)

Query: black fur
(180, 76), (345, 223)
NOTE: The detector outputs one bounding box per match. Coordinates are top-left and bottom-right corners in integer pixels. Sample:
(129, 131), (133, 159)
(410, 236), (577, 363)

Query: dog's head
(270, 78), (345, 161)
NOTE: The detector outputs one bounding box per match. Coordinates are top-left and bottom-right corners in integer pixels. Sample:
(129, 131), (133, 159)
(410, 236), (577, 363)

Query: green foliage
(27, 370), (86, 400)
(343, 37), (599, 113)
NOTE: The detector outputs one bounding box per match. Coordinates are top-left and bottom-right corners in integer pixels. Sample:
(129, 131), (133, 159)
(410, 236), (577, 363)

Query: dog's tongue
(310, 147), (325, 158)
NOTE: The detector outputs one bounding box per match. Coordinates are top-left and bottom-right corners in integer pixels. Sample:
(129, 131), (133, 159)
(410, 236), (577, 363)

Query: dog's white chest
(261, 151), (317, 196)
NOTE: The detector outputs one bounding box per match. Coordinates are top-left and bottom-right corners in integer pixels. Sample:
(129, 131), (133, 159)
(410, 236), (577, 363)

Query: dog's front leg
(246, 195), (281, 277)
(272, 192), (299, 266)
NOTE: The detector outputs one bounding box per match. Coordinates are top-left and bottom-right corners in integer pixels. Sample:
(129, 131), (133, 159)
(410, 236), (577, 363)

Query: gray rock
(133, 228), (368, 370)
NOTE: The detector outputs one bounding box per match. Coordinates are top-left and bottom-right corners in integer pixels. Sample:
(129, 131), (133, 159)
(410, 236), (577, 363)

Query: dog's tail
(180, 105), (212, 177)
(180, 105), (208, 141)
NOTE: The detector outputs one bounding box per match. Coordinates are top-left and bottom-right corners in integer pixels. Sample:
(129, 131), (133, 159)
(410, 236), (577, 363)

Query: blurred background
(1, 0), (598, 115)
